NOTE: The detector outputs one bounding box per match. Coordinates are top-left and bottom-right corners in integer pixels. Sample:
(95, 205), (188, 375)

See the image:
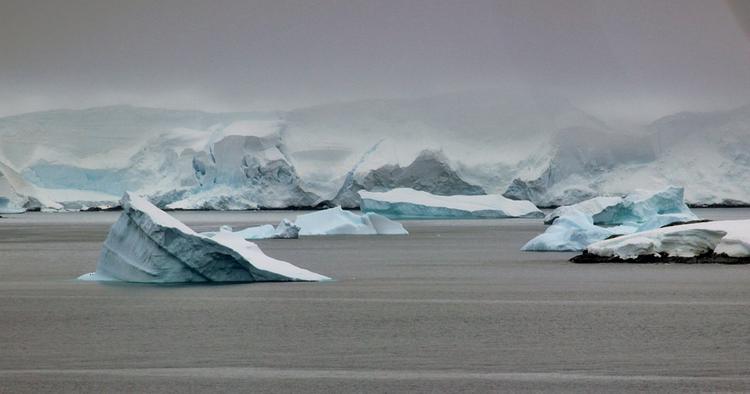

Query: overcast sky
(2, 0), (750, 123)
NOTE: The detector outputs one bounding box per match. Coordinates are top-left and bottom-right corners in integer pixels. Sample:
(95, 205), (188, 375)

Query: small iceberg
(223, 207), (408, 239)
(226, 219), (301, 240)
(358, 188), (543, 219)
(78, 192), (329, 283)
(523, 186), (699, 251)
(572, 219), (750, 263)
(295, 206), (407, 235)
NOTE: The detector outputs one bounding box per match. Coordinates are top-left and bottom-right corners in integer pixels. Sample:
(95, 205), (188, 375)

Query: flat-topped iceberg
(572, 219), (750, 263)
(78, 192), (329, 283)
(359, 188), (543, 219)
(523, 186), (699, 251)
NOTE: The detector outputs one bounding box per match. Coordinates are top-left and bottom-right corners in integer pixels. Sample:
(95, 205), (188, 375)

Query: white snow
(79, 192), (329, 283)
(585, 219), (750, 259)
(359, 188), (543, 219)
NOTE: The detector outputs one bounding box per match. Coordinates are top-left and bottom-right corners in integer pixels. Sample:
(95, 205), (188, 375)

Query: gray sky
(2, 0), (750, 123)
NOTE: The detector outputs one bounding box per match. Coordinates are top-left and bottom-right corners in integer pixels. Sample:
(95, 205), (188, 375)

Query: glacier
(0, 159), (62, 212)
(505, 105), (750, 207)
(572, 219), (750, 263)
(78, 192), (329, 283)
(359, 188), (543, 219)
(2, 97), (750, 210)
(522, 187), (699, 251)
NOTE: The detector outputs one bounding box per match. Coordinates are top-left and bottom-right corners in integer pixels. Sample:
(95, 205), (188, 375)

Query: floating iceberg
(78, 192), (329, 283)
(523, 186), (699, 251)
(225, 207), (407, 239)
(295, 207), (407, 236)
(359, 188), (543, 219)
(232, 219), (300, 239)
(572, 219), (750, 263)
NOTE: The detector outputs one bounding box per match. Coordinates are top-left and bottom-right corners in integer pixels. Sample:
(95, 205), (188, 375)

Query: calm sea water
(1, 209), (749, 393)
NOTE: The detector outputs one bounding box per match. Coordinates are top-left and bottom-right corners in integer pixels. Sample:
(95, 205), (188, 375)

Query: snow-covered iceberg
(572, 219), (750, 263)
(224, 207), (407, 239)
(78, 192), (329, 283)
(359, 188), (543, 219)
(293, 206), (408, 236)
(231, 219), (300, 240)
(523, 187), (699, 251)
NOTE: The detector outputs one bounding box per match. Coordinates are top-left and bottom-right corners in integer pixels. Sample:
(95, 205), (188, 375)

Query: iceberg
(359, 188), (543, 219)
(232, 219), (301, 240)
(294, 206), (408, 236)
(523, 186), (699, 251)
(78, 192), (329, 283)
(225, 207), (407, 239)
(572, 219), (750, 263)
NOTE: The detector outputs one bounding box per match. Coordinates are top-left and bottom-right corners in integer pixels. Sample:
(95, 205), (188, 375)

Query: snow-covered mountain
(505, 105), (750, 206)
(1, 93), (749, 210)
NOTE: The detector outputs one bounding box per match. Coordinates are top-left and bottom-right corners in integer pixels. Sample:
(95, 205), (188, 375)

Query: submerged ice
(359, 188), (543, 219)
(523, 186), (699, 251)
(78, 192), (329, 283)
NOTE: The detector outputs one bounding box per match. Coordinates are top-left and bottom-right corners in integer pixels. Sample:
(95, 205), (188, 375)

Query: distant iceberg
(226, 207), (407, 239)
(231, 219), (301, 240)
(523, 186), (699, 251)
(78, 192), (329, 283)
(359, 188), (543, 219)
(573, 219), (750, 263)
(294, 206), (407, 235)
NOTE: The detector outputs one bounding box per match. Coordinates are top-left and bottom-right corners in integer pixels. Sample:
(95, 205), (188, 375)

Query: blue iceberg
(523, 186), (699, 251)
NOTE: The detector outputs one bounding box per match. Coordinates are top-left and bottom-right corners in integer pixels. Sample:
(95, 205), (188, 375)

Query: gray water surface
(1, 209), (749, 393)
